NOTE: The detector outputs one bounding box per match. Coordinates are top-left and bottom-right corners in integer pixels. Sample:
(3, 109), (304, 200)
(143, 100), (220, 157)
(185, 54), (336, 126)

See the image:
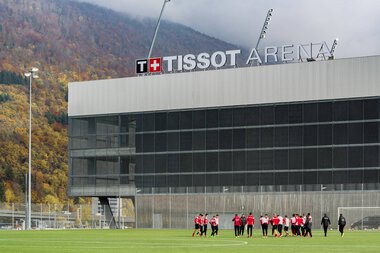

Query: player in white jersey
(283, 215), (290, 237)
(277, 215), (284, 237)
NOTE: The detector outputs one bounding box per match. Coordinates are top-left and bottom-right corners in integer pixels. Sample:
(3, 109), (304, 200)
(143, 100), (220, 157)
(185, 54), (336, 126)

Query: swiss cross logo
(136, 58), (161, 74)
(149, 58), (161, 73)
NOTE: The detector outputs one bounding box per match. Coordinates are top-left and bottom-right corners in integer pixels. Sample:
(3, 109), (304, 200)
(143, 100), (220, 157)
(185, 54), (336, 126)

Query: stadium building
(68, 55), (380, 229)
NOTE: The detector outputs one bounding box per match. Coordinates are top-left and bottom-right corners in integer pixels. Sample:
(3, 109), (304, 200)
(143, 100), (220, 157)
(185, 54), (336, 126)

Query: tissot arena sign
(136, 41), (336, 74)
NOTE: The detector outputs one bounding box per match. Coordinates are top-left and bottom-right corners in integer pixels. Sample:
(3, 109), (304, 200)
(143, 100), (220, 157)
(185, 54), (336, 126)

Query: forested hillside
(0, 0), (241, 205)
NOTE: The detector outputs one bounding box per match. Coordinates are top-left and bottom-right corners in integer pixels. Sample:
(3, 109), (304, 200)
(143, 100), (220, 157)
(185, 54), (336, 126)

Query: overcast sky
(79, 0), (380, 59)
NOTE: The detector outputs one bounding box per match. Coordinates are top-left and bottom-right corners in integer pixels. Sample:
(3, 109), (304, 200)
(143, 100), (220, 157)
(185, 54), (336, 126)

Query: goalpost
(337, 207), (380, 230)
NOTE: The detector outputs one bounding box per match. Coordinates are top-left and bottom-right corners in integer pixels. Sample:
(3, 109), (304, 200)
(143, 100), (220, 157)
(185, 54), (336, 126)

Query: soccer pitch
(0, 229), (379, 253)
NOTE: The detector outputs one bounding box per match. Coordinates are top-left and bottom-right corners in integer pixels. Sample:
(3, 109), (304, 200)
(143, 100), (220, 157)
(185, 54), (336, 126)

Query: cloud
(78, 0), (380, 58)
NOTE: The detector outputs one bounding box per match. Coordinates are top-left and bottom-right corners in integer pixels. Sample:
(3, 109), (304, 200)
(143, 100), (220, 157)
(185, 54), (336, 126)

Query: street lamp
(24, 67), (39, 230)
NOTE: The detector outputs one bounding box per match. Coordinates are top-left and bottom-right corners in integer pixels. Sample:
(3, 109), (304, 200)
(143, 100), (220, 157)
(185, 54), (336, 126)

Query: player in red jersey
(192, 214), (202, 237)
(246, 212), (254, 238)
(232, 214), (242, 237)
(203, 214), (209, 237)
(296, 214), (303, 236)
(210, 215), (217, 236)
(272, 214), (279, 237)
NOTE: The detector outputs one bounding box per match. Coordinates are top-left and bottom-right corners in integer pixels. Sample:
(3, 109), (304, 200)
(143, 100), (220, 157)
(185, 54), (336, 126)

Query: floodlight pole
(24, 68), (39, 230)
(147, 0), (171, 59)
(251, 9), (274, 66)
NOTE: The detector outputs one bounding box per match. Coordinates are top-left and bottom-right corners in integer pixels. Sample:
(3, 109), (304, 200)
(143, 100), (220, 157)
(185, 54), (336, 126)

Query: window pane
(143, 155), (154, 173)
(233, 108), (246, 126)
(333, 101), (348, 121)
(318, 171), (332, 184)
(168, 154), (180, 173)
(260, 173), (274, 185)
(219, 130), (232, 149)
(206, 130), (218, 150)
(193, 110), (206, 129)
(363, 170), (379, 183)
(318, 125), (332, 145)
(364, 146), (378, 167)
(275, 127), (288, 147)
(155, 133), (167, 152)
(289, 104), (303, 123)
(233, 151), (246, 171)
(180, 111), (192, 129)
(289, 172), (302, 185)
(246, 106), (260, 126)
(304, 125), (317, 146)
(193, 131), (206, 150)
(261, 128), (274, 147)
(260, 150), (273, 170)
(348, 123), (363, 144)
(275, 172), (288, 185)
(289, 126), (303, 146)
(304, 103), (318, 123)
(260, 106), (274, 125)
(303, 171), (317, 184)
(289, 149), (302, 170)
(333, 147), (347, 168)
(206, 109), (218, 128)
(275, 150), (288, 170)
(180, 132), (192, 151)
(193, 153), (206, 172)
(180, 175), (192, 187)
(275, 105), (288, 124)
(155, 154), (167, 173)
(219, 151), (232, 171)
(233, 173), (246, 187)
(364, 122), (378, 143)
(247, 173), (260, 186)
(304, 149), (317, 169)
(348, 147), (363, 168)
(167, 132), (179, 151)
(219, 109), (233, 127)
(333, 124), (347, 144)
(318, 102), (332, 122)
(349, 100), (363, 120)
(155, 175), (167, 187)
(233, 129), (246, 149)
(193, 174), (205, 187)
(220, 174), (233, 186)
(168, 112), (180, 130)
(142, 113), (155, 132)
(206, 152), (218, 172)
(318, 148), (332, 169)
(155, 113), (167, 131)
(142, 134), (154, 152)
(246, 128), (260, 148)
(364, 99), (378, 120)
(247, 151), (260, 172)
(136, 114), (143, 132)
(180, 153), (192, 172)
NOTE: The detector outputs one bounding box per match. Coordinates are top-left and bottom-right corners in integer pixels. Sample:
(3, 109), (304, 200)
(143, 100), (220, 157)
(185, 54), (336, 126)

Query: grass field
(0, 229), (379, 253)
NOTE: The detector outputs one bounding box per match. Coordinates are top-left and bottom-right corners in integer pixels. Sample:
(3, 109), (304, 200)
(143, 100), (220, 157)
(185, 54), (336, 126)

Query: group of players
(192, 212), (345, 238)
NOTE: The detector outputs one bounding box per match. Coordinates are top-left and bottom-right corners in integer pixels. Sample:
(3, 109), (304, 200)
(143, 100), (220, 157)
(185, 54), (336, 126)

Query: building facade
(68, 56), (380, 228)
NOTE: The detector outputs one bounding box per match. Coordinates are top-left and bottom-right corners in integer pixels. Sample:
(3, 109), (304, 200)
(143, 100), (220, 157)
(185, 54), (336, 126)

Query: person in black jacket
(321, 213), (331, 237)
(240, 214), (247, 236)
(338, 214), (346, 237)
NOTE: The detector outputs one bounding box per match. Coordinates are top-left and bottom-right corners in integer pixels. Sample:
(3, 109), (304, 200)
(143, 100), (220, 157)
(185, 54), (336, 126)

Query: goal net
(337, 207), (380, 230)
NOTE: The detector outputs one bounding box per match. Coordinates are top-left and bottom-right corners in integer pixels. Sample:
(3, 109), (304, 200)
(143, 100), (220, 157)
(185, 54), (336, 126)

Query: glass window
(206, 152), (218, 172)
(155, 133), (167, 152)
(275, 172), (288, 185)
(180, 175), (192, 187)
(233, 151), (246, 171)
(349, 100), (363, 120)
(246, 128), (260, 148)
(348, 147), (363, 168)
(275, 150), (288, 170)
(155, 154), (167, 173)
(318, 125), (332, 145)
(120, 156), (130, 174)
(142, 176), (154, 188)
(348, 123), (363, 144)
(275, 105), (288, 124)
(219, 130), (232, 149)
(206, 130), (218, 150)
(333, 171), (348, 184)
(155, 113), (167, 131)
(304, 125), (317, 146)
(364, 122), (378, 143)
(180, 153), (192, 172)
(96, 116), (119, 135)
(261, 128), (274, 147)
(206, 173), (219, 186)
(348, 170), (363, 184)
(136, 114), (143, 132)
(275, 127), (288, 147)
(180, 111), (192, 129)
(289, 104), (303, 123)
(167, 132), (179, 151)
(168, 175), (180, 187)
(333, 101), (348, 121)
(233, 108), (246, 126)
(246, 106), (260, 126)
(193, 153), (206, 172)
(364, 146), (378, 167)
(168, 154), (180, 173)
(333, 124), (347, 144)
(260, 173), (274, 185)
(289, 126), (303, 146)
(364, 99), (378, 119)
(220, 174), (233, 186)
(260, 150), (273, 170)
(193, 174), (205, 187)
(219, 109), (233, 127)
(233, 129), (246, 149)
(142, 113), (155, 132)
(318, 148), (332, 168)
(247, 151), (260, 172)
(233, 173), (246, 187)
(219, 151), (232, 171)
(135, 155), (143, 173)
(142, 134), (154, 152)
(318, 102), (332, 122)
(142, 155), (154, 173)
(303, 172), (318, 184)
(206, 109), (218, 128)
(247, 173), (260, 186)
(193, 131), (206, 150)
(193, 110), (206, 129)
(303, 149), (317, 169)
(155, 175), (167, 187)
(303, 103), (318, 123)
(168, 112), (180, 130)
(289, 149), (302, 170)
(333, 147), (347, 168)
(260, 106), (274, 125)
(363, 170), (379, 183)
(318, 171), (332, 184)
(180, 132), (192, 151)
(288, 172), (302, 185)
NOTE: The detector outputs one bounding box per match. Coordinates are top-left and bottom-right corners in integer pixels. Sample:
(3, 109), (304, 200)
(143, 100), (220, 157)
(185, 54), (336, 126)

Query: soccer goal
(337, 207), (380, 230)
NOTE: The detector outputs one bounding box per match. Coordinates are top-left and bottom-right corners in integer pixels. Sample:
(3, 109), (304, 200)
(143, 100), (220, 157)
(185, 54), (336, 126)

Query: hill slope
(0, 0), (243, 204)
